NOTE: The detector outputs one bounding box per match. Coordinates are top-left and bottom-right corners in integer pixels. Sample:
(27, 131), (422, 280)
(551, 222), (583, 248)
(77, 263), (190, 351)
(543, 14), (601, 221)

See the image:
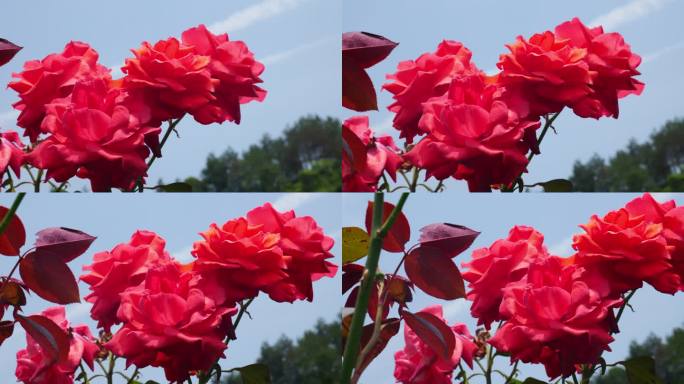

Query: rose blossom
(555, 17), (644, 119)
(394, 305), (477, 384)
(489, 257), (621, 379)
(404, 73), (541, 191)
(9, 41), (111, 141)
(181, 24), (266, 125)
(106, 263), (235, 383)
(27, 79), (161, 191)
(0, 130), (25, 183)
(342, 115), (402, 192)
(462, 226), (549, 328)
(121, 35), (216, 125)
(16, 306), (99, 384)
(572, 204), (679, 296)
(497, 29), (592, 119)
(81, 230), (172, 331)
(245, 202), (337, 302)
(191, 216), (288, 305)
(383, 40), (481, 143)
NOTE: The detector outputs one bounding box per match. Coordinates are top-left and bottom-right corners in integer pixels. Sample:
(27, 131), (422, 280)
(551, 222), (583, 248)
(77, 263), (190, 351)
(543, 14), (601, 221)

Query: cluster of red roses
(393, 193), (683, 382)
(343, 18), (644, 192)
(15, 203), (337, 383)
(1, 24), (265, 191)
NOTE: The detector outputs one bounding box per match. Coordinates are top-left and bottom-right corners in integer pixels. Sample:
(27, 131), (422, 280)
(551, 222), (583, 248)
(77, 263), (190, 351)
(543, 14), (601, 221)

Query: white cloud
(590, 0), (672, 30)
(261, 36), (335, 66)
(272, 193), (320, 211)
(642, 41), (684, 64)
(209, 0), (310, 35)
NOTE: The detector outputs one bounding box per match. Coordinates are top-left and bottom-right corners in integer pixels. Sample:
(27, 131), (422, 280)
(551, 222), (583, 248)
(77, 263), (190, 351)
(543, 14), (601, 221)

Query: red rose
(106, 263), (235, 383)
(404, 74), (540, 191)
(191, 217), (287, 305)
(623, 193), (684, 290)
(462, 226), (549, 328)
(81, 230), (172, 331)
(16, 306), (99, 384)
(497, 30), (592, 118)
(181, 24), (266, 125)
(489, 257), (621, 379)
(27, 79), (161, 191)
(394, 305), (477, 384)
(9, 41), (111, 141)
(572, 204), (679, 296)
(0, 130), (25, 183)
(555, 17), (644, 118)
(121, 36), (216, 125)
(383, 40), (481, 143)
(246, 202), (337, 302)
(342, 115), (403, 192)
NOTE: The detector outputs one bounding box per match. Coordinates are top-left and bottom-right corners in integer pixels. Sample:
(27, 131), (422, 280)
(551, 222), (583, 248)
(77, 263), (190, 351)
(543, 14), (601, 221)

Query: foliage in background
(594, 325), (684, 384)
(570, 119), (684, 192)
(184, 116), (341, 192)
(223, 317), (341, 384)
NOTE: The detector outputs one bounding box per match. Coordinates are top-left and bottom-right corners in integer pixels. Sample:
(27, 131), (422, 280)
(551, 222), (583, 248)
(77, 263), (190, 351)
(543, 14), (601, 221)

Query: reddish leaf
(0, 320), (14, 346)
(365, 201), (410, 253)
(401, 309), (455, 361)
(0, 38), (21, 67)
(345, 286), (359, 309)
(0, 206), (26, 256)
(35, 227), (96, 262)
(342, 263), (364, 294)
(356, 318), (401, 375)
(19, 252), (80, 304)
(342, 55), (378, 111)
(418, 223), (480, 258)
(0, 280), (26, 306)
(15, 314), (70, 363)
(342, 32), (398, 69)
(386, 275), (413, 305)
(367, 282), (390, 322)
(404, 246), (465, 300)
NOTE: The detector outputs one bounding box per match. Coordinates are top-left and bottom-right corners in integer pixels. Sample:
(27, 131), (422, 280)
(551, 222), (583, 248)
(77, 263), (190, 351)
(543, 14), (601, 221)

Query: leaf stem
(341, 192), (409, 384)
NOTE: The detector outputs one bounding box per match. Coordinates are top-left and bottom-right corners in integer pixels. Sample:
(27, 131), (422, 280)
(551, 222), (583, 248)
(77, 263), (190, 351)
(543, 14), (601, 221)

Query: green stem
(0, 192), (25, 235)
(125, 367), (139, 384)
(106, 353), (115, 384)
(34, 169), (43, 192)
(506, 111), (562, 192)
(504, 360), (519, 384)
(409, 168), (420, 192)
(341, 192), (410, 384)
(79, 362), (91, 384)
(485, 345), (494, 384)
(136, 117), (183, 192)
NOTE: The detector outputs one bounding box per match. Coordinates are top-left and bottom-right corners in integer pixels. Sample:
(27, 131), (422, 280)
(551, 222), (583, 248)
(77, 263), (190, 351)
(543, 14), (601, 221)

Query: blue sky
(0, 193), (340, 383)
(0, 0), (340, 188)
(343, 192), (684, 383)
(342, 0), (684, 191)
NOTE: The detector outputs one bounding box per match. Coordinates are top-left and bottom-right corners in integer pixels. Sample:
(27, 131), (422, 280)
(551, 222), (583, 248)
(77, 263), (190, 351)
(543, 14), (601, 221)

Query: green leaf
(157, 182), (193, 192)
(521, 379), (547, 384)
(621, 356), (663, 384)
(539, 179), (573, 192)
(229, 363), (270, 384)
(342, 227), (369, 264)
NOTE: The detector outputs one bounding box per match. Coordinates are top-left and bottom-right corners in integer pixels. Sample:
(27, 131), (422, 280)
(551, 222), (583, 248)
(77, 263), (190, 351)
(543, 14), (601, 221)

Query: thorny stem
(341, 192), (409, 384)
(135, 117), (183, 192)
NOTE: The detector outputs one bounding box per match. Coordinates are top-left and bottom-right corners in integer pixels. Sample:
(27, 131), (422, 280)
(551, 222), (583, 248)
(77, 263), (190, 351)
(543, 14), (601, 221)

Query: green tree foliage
(223, 318), (341, 384)
(570, 119), (684, 191)
(187, 115), (341, 192)
(593, 325), (684, 383)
